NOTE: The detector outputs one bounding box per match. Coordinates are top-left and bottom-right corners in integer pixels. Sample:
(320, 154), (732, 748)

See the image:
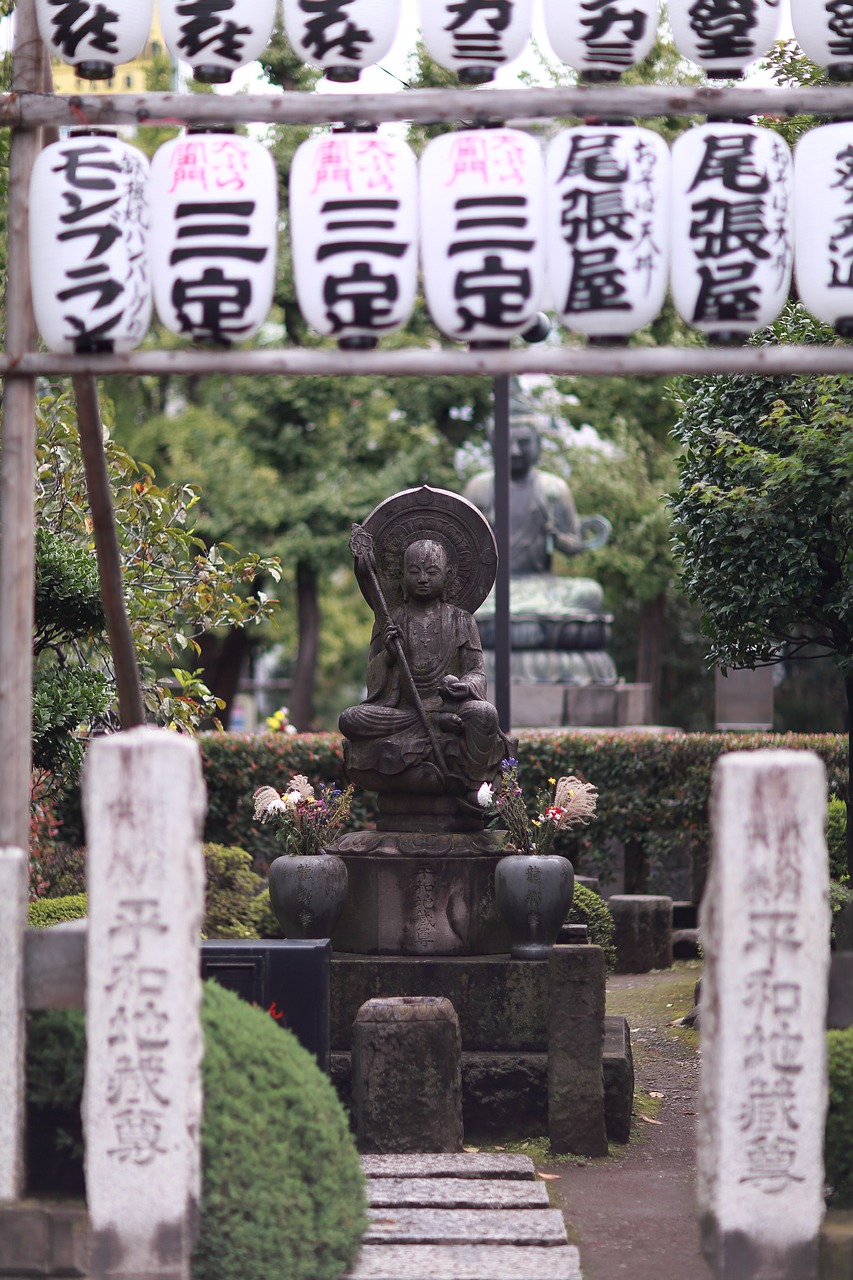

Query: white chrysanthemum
(553, 776), (598, 826)
(477, 782), (494, 807)
(288, 774), (315, 800)
(284, 790), (302, 809)
(253, 785), (287, 822)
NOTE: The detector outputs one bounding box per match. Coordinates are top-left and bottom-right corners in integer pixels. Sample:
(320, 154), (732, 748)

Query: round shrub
(202, 843), (266, 939)
(568, 883), (616, 973)
(194, 980), (366, 1280)
(827, 1027), (853, 1206)
(28, 893), (87, 928)
(827, 797), (848, 884)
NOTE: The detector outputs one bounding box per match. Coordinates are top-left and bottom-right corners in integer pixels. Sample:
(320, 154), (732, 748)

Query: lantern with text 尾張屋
(542, 0), (660, 81)
(34, 0), (154, 80)
(668, 0), (783, 78)
(545, 126), (670, 340)
(419, 129), (545, 343)
(794, 123), (853, 336)
(671, 123), (793, 342)
(289, 133), (418, 347)
(29, 133), (151, 353)
(148, 133), (278, 344)
(281, 0), (401, 82)
(790, 1), (853, 80)
(419, 0), (533, 84)
(159, 0), (276, 84)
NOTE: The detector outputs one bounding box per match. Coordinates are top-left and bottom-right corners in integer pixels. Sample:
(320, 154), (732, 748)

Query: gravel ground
(537, 962), (713, 1280)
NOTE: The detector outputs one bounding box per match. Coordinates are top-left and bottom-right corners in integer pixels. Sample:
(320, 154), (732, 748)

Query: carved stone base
(329, 830), (511, 956)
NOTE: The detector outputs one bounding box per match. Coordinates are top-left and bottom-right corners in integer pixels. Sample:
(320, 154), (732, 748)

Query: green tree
(670, 306), (853, 871)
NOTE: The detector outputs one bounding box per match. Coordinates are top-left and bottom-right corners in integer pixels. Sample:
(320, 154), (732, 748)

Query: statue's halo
(357, 486), (498, 615)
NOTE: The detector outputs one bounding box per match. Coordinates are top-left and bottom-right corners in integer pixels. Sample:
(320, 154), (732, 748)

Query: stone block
(360, 1153), (537, 1180)
(820, 1210), (853, 1280)
(353, 997), (463, 1154)
(347, 1242), (582, 1279)
(367, 1179), (548, 1209)
(608, 895), (673, 973)
(603, 1015), (634, 1144)
(575, 875), (601, 895)
(83, 729), (206, 1280)
(0, 848), (27, 1200)
(829, 953), (853, 1030)
(362, 1207), (568, 1245)
(699, 751), (829, 1280)
(0, 1200), (89, 1276)
(25, 919), (87, 1010)
(547, 945), (607, 1157)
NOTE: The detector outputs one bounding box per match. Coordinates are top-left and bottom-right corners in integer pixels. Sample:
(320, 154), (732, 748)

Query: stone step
(361, 1153), (537, 1180)
(368, 1178), (550, 1209)
(346, 1243), (582, 1280)
(365, 1207), (568, 1246)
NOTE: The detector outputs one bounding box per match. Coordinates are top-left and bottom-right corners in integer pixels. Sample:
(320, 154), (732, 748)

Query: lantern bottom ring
(829, 65), (853, 84)
(707, 331), (749, 349)
(75, 61), (114, 81)
(193, 65), (234, 85)
(459, 68), (496, 85)
(326, 67), (361, 84)
(835, 317), (853, 339)
(338, 336), (378, 351)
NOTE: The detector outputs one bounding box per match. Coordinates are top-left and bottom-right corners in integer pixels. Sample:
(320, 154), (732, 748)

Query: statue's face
(510, 426), (538, 477)
(404, 542), (448, 602)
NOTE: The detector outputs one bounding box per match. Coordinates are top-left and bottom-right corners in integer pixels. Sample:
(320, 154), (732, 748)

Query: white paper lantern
(29, 133), (151, 353)
(419, 0), (533, 83)
(794, 123), (853, 336)
(419, 129), (545, 342)
(34, 0), (153, 79)
(542, 0), (660, 79)
(159, 0), (276, 84)
(671, 123), (793, 340)
(668, 0), (782, 77)
(289, 133), (417, 346)
(546, 126), (670, 339)
(790, 1), (853, 77)
(281, 0), (401, 81)
(149, 133), (278, 344)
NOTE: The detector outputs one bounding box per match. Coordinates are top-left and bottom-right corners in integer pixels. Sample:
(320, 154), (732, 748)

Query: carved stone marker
(352, 996), (463, 1154)
(83, 728), (206, 1280)
(548, 945), (608, 1157)
(0, 846), (27, 1200)
(699, 750), (830, 1280)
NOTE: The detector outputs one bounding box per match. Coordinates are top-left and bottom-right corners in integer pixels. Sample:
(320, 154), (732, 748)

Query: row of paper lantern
(29, 121), (853, 353)
(37, 0), (853, 87)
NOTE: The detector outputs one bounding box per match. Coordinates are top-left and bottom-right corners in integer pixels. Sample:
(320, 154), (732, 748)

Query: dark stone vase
(268, 853), (348, 939)
(494, 853), (575, 960)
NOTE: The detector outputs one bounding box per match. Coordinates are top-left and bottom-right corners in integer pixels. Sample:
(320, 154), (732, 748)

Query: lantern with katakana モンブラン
(281, 0), (401, 82)
(34, 0), (154, 79)
(419, 129), (546, 343)
(419, 0), (533, 84)
(289, 133), (418, 347)
(671, 123), (793, 341)
(542, 0), (660, 80)
(148, 133), (278, 344)
(29, 133), (151, 352)
(159, 0), (277, 84)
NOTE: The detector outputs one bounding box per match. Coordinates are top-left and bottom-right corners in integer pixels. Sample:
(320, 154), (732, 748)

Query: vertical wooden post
(0, 0), (44, 851)
(492, 374), (511, 735)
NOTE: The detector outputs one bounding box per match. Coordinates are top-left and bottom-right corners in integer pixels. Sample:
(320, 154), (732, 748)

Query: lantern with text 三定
(419, 129), (545, 343)
(281, 0), (401, 82)
(289, 133), (418, 347)
(159, 0), (276, 84)
(34, 0), (154, 80)
(419, 0), (533, 84)
(29, 134), (151, 353)
(671, 124), (793, 342)
(668, 0), (782, 77)
(794, 124), (853, 336)
(545, 126), (670, 340)
(542, 0), (659, 80)
(149, 133), (277, 344)
(790, 1), (853, 80)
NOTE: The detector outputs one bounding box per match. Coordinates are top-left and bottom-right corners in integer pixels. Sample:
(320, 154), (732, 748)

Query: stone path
(345, 1153), (582, 1280)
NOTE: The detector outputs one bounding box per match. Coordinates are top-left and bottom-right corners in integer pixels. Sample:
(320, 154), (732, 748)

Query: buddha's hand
(439, 674), (469, 701)
(383, 621), (401, 657)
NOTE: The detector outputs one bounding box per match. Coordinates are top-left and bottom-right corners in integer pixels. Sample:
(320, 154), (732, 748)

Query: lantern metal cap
(579, 70), (621, 84)
(338, 336), (378, 350)
(193, 65), (233, 85)
(707, 332), (748, 348)
(459, 67), (496, 85)
(75, 61), (114, 81)
(587, 335), (629, 348)
(326, 67), (361, 83)
(835, 318), (853, 339)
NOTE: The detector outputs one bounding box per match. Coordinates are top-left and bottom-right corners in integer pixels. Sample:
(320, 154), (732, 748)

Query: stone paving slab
(364, 1207), (568, 1246)
(368, 1178), (549, 1209)
(361, 1153), (536, 1180)
(346, 1243), (582, 1279)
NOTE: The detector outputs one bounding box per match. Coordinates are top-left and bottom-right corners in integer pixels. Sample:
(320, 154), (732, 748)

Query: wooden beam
(2, 344), (853, 378)
(3, 84), (853, 129)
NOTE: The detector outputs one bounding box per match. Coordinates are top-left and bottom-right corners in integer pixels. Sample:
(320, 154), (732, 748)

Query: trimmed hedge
(28, 894), (87, 928)
(199, 731), (848, 896)
(569, 883), (616, 973)
(827, 1027), (853, 1206)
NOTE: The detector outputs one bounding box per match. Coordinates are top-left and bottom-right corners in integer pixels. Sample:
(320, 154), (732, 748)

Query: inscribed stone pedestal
(0, 847), (27, 1200)
(83, 729), (206, 1280)
(699, 750), (830, 1280)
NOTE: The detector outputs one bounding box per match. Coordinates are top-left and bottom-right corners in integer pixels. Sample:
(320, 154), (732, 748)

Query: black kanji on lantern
(557, 133), (629, 185)
(47, 0), (120, 58)
(687, 0), (759, 62)
(445, 0), (513, 62)
(175, 0), (251, 62)
(580, 0), (649, 67)
(565, 246), (630, 313)
(448, 193), (535, 331)
(688, 134), (770, 195)
(323, 262), (399, 331)
(828, 1), (853, 56)
(299, 0), (373, 61)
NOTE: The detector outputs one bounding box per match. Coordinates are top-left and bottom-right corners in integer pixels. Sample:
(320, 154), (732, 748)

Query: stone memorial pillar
(699, 750), (830, 1280)
(83, 729), (206, 1280)
(0, 847), (27, 1200)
